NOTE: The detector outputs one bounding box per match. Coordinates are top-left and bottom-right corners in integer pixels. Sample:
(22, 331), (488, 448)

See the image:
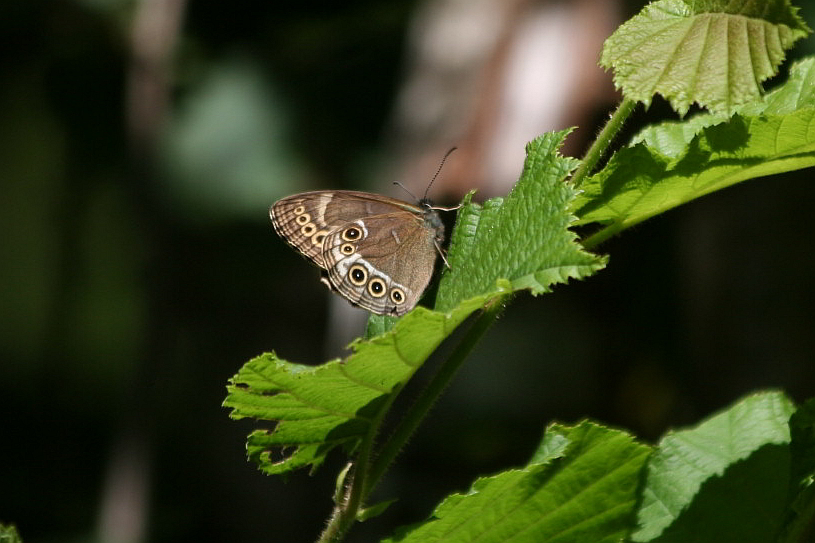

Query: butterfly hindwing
(321, 214), (439, 316)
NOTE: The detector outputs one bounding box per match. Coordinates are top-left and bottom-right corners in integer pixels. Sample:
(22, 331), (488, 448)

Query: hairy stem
(317, 385), (400, 543)
(364, 296), (507, 498)
(571, 98), (636, 189)
(316, 297), (506, 543)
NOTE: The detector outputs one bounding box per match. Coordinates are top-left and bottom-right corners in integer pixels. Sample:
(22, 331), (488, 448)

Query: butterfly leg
(434, 239), (452, 269)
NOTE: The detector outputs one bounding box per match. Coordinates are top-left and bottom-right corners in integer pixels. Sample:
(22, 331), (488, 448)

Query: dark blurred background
(2, 0), (814, 542)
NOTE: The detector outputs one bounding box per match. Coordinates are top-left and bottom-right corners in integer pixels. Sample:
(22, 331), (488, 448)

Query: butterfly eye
(293, 205), (306, 215)
(340, 243), (355, 255)
(296, 213), (311, 225)
(342, 227), (361, 241)
(300, 223), (316, 236)
(348, 265), (367, 286)
(368, 278), (386, 297)
(390, 288), (405, 305)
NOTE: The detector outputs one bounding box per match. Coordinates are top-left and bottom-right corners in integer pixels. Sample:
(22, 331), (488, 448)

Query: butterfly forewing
(270, 191), (424, 268)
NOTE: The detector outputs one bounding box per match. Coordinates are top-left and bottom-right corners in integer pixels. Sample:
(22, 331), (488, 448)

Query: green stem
(571, 98), (636, 189)
(316, 297), (506, 543)
(317, 384), (401, 543)
(580, 221), (623, 251)
(363, 296), (507, 498)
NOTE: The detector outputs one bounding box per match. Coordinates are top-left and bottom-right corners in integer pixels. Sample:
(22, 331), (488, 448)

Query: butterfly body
(270, 190), (444, 316)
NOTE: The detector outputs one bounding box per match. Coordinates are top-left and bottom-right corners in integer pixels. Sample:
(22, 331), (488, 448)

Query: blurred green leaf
(161, 57), (304, 218)
(0, 524), (22, 543)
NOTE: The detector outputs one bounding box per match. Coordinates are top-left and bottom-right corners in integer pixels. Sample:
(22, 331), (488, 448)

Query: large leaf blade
(224, 293), (499, 475)
(575, 108), (815, 230)
(382, 422), (651, 543)
(574, 57), (815, 235)
(436, 131), (606, 310)
(600, 0), (810, 116)
(630, 56), (815, 156)
(633, 391), (796, 542)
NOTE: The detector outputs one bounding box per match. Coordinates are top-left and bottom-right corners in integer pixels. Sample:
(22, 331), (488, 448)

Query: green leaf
(575, 109), (815, 231)
(225, 131), (607, 476)
(573, 62), (815, 235)
(600, 0), (811, 116)
(357, 498), (398, 522)
(364, 313), (398, 338)
(632, 390), (795, 542)
(777, 398), (815, 543)
(631, 57), (815, 156)
(436, 131), (607, 310)
(382, 421), (651, 543)
(760, 56), (815, 114)
(224, 294), (498, 475)
(0, 524), (22, 543)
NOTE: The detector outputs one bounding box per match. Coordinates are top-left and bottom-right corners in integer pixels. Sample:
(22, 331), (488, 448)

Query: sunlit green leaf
(600, 0), (810, 115)
(574, 57), (815, 237)
(436, 132), (606, 310)
(631, 57), (815, 156)
(632, 391), (795, 542)
(382, 422), (650, 543)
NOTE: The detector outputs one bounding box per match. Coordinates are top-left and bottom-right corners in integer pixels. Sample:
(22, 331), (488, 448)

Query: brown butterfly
(270, 190), (446, 316)
(270, 150), (456, 316)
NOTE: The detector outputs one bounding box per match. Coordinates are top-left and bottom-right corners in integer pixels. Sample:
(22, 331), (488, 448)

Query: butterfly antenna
(392, 181), (418, 201)
(424, 146), (457, 200)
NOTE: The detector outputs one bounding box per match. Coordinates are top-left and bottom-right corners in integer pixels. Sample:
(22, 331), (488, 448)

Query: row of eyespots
(293, 205), (329, 246)
(338, 224), (363, 255)
(348, 264), (406, 305)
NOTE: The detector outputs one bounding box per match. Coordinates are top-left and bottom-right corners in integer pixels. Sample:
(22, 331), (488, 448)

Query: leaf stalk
(365, 296), (507, 496)
(571, 98), (636, 189)
(316, 296), (506, 542)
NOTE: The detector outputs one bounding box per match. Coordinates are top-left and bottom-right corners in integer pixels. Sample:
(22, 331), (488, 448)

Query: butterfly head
(419, 199), (445, 244)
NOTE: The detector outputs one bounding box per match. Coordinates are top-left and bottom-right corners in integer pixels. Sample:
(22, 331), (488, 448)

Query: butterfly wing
(270, 191), (421, 268)
(321, 212), (440, 316)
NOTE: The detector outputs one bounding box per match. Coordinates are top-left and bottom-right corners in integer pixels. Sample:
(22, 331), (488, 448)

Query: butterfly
(271, 149), (457, 316)
(270, 190), (446, 316)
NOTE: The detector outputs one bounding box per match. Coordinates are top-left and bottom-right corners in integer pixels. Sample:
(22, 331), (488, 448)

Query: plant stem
(316, 297), (506, 543)
(581, 221), (623, 251)
(363, 296), (507, 497)
(317, 384), (401, 543)
(570, 98), (636, 189)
